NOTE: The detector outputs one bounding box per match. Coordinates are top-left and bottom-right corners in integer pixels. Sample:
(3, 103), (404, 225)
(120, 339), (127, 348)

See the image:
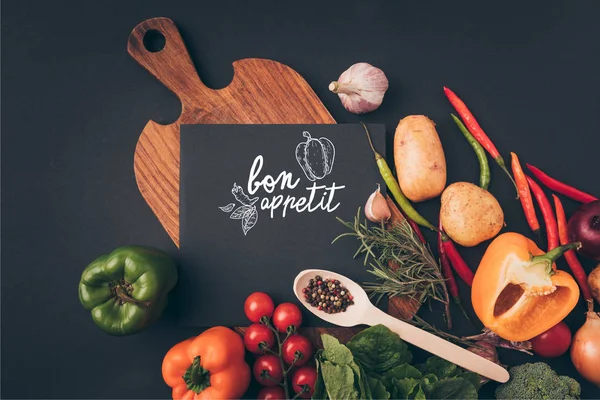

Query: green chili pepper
(361, 123), (436, 231)
(451, 114), (491, 190)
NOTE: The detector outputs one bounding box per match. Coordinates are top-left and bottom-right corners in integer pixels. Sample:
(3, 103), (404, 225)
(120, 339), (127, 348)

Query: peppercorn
(302, 275), (355, 314)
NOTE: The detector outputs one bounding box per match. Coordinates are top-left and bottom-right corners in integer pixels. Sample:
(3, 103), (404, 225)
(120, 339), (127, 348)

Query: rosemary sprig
(333, 209), (449, 311)
(333, 209), (532, 356)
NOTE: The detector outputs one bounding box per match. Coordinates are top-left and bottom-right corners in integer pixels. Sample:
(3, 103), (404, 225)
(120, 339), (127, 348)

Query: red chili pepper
(439, 232), (474, 286)
(438, 221), (472, 325)
(511, 152), (541, 242)
(553, 194), (593, 301)
(527, 163), (598, 204)
(438, 229), (459, 299)
(526, 175), (559, 252)
(405, 211), (427, 244)
(438, 231), (455, 329)
(443, 87), (518, 197)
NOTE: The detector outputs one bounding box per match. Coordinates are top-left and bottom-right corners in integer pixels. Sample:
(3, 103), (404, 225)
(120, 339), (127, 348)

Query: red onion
(467, 341), (500, 385)
(568, 200), (600, 260)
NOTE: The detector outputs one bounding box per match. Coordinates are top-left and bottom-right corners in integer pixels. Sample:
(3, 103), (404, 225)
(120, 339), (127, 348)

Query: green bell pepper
(78, 246), (178, 336)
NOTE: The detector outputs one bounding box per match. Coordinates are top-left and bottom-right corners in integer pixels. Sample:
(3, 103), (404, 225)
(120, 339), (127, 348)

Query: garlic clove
(365, 184), (391, 223)
(329, 62), (389, 114)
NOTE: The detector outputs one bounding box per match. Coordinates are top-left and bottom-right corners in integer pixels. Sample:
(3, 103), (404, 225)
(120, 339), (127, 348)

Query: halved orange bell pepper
(472, 232), (580, 342)
(162, 326), (250, 400)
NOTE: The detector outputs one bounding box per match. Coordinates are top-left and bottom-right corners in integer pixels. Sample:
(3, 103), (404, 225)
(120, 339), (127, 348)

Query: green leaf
(419, 373), (439, 395)
(367, 376), (389, 400)
(350, 361), (369, 399)
(456, 371), (481, 391)
(384, 364), (423, 380)
(418, 356), (458, 379)
(425, 377), (478, 400)
(412, 385), (426, 400)
(321, 361), (360, 400)
(313, 356), (329, 400)
(381, 364), (422, 389)
(346, 325), (412, 374)
(321, 334), (355, 365)
(353, 363), (373, 400)
(391, 377), (420, 399)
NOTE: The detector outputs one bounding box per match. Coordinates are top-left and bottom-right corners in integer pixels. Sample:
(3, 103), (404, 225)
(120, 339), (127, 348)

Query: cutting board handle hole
(143, 30), (166, 53)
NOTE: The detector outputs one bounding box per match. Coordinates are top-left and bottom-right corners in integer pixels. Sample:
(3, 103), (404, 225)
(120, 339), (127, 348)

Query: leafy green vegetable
(322, 334), (355, 365)
(384, 364), (423, 380)
(367, 376), (389, 400)
(315, 326), (483, 400)
(313, 351), (329, 400)
(495, 362), (581, 399)
(413, 385), (426, 400)
(346, 325), (412, 374)
(417, 356), (480, 397)
(418, 356), (459, 379)
(419, 374), (438, 395)
(350, 361), (367, 399)
(456, 371), (481, 391)
(425, 377), (478, 399)
(317, 334), (365, 399)
(321, 361), (359, 399)
(381, 363), (422, 389)
(356, 364), (373, 400)
(391, 377), (420, 399)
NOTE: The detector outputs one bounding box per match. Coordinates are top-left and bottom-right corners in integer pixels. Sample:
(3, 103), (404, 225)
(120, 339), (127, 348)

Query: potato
(440, 182), (504, 247)
(588, 265), (600, 304)
(394, 115), (446, 202)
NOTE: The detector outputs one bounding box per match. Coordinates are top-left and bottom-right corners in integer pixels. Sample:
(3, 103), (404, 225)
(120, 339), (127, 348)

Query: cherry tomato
(257, 385), (286, 400)
(253, 354), (283, 386)
(245, 292), (275, 323)
(272, 303), (303, 333)
(282, 334), (313, 366)
(244, 323), (275, 354)
(531, 321), (572, 358)
(291, 366), (317, 398)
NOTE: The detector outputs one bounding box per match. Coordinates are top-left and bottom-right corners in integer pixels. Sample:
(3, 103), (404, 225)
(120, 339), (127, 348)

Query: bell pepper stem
(183, 356), (211, 394)
(530, 242), (581, 268)
(114, 285), (151, 308)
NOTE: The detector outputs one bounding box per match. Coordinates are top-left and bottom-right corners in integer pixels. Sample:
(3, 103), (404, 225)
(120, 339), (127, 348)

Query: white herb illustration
(219, 183), (259, 235)
(295, 131), (335, 181)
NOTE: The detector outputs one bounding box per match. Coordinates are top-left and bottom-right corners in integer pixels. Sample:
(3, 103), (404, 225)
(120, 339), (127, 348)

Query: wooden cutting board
(128, 17), (418, 340)
(128, 17), (335, 246)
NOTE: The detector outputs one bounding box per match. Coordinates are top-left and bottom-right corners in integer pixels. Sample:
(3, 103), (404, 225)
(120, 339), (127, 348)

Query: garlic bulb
(329, 62), (389, 114)
(365, 185), (391, 223)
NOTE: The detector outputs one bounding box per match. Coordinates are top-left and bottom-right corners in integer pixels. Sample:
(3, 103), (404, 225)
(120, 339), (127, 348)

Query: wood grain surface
(128, 17), (419, 340)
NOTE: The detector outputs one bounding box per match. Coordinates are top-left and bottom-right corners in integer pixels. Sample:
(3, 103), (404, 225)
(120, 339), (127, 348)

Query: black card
(179, 124), (386, 327)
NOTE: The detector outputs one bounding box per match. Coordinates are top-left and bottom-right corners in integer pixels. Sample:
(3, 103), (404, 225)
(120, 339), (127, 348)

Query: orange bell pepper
(162, 326), (250, 400)
(472, 232), (580, 342)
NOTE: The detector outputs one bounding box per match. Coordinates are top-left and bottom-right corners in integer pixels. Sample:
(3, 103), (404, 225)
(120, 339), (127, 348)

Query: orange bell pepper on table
(162, 326), (251, 400)
(472, 232), (580, 342)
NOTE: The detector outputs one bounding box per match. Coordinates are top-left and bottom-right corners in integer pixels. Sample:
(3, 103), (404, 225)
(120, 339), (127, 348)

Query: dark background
(2, 0), (600, 398)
